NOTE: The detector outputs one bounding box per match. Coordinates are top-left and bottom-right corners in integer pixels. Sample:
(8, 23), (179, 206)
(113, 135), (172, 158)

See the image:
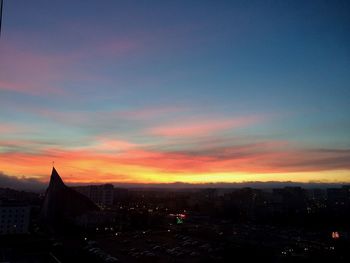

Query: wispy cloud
(117, 106), (186, 120)
(0, 171), (45, 191)
(86, 138), (140, 153)
(0, 44), (68, 95)
(0, 35), (141, 96)
(1, 136), (349, 184)
(148, 115), (263, 137)
(0, 124), (22, 134)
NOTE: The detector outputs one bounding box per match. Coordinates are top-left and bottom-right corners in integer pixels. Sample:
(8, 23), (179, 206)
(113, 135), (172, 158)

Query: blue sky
(0, 0), (349, 183)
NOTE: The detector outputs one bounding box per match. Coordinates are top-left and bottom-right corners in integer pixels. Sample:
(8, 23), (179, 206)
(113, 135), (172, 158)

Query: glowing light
(331, 231), (340, 239)
(178, 213), (186, 219)
(176, 217), (183, 224)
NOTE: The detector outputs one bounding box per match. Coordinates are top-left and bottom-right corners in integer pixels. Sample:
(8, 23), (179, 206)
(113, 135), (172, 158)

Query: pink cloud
(94, 37), (139, 57)
(0, 81), (29, 94)
(0, 35), (140, 96)
(0, 124), (20, 134)
(90, 138), (139, 152)
(149, 116), (262, 137)
(0, 124), (35, 135)
(0, 80), (62, 95)
(116, 106), (186, 120)
(0, 43), (68, 95)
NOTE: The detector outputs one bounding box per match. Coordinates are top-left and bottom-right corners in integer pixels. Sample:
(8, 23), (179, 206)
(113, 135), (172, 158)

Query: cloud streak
(0, 171), (45, 191)
(1, 137), (349, 184)
(0, 44), (67, 95)
(0, 35), (140, 96)
(148, 116), (262, 137)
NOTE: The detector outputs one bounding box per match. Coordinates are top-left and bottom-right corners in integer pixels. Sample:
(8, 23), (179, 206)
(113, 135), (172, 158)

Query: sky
(0, 0), (350, 185)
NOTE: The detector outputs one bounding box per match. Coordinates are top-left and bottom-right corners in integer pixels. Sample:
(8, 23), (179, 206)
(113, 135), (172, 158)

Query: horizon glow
(0, 1), (349, 184)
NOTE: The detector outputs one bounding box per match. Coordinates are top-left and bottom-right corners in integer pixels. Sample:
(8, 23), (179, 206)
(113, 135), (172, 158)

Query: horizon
(1, 1), (350, 184)
(1, 167), (349, 192)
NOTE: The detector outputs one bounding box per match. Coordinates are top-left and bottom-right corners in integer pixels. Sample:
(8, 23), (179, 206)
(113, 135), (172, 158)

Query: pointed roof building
(41, 167), (99, 229)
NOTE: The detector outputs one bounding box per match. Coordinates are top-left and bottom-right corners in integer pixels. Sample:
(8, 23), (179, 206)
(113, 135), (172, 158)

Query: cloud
(0, 139), (61, 154)
(35, 105), (185, 125)
(0, 124), (23, 134)
(0, 35), (140, 96)
(87, 138), (139, 153)
(0, 44), (67, 95)
(117, 106), (186, 120)
(91, 37), (139, 57)
(148, 115), (263, 137)
(1, 170), (345, 191)
(105, 181), (347, 189)
(1, 137), (349, 184)
(0, 171), (45, 191)
(267, 149), (350, 172)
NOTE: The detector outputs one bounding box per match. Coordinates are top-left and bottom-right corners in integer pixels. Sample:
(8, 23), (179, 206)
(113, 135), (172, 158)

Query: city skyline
(0, 0), (350, 184)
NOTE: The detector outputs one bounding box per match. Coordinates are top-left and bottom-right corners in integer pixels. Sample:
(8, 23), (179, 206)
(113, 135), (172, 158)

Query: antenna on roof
(52, 161), (55, 167)
(0, 0), (3, 37)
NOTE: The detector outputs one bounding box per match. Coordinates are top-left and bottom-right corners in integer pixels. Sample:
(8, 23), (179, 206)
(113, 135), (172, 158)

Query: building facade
(74, 184), (114, 207)
(0, 203), (30, 235)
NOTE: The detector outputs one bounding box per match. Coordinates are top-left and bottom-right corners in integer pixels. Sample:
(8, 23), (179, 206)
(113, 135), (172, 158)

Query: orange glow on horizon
(1, 153), (350, 184)
(1, 138), (350, 184)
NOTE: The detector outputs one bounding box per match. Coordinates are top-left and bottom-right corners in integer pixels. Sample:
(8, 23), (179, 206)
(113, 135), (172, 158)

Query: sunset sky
(0, 0), (349, 184)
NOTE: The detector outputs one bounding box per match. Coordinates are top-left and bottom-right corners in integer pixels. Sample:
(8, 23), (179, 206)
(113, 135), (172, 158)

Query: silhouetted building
(40, 167), (99, 230)
(0, 188), (39, 202)
(0, 201), (30, 235)
(327, 187), (348, 205)
(273, 187), (306, 205)
(342, 185), (350, 198)
(73, 184), (114, 206)
(113, 188), (129, 203)
(307, 188), (327, 200)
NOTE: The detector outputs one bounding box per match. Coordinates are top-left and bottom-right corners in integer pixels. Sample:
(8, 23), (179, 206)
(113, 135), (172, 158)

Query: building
(40, 167), (99, 230)
(74, 184), (114, 207)
(327, 187), (349, 205)
(0, 201), (30, 235)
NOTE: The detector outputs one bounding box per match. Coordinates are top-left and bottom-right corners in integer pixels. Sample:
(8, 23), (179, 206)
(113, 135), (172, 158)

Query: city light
(331, 231), (340, 239)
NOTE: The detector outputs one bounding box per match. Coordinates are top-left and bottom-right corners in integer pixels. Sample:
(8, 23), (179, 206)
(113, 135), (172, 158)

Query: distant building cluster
(73, 184), (114, 207)
(1, 167), (350, 263)
(327, 186), (350, 205)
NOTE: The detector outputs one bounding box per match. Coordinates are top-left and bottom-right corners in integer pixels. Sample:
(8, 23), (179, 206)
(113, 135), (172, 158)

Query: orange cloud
(1, 139), (349, 184)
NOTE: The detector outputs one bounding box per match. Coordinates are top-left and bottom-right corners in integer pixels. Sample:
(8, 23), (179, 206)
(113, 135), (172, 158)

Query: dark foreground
(1, 185), (350, 262)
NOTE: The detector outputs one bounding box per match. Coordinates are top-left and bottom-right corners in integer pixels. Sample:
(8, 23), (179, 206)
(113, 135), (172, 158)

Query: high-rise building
(0, 201), (30, 235)
(73, 184), (114, 207)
